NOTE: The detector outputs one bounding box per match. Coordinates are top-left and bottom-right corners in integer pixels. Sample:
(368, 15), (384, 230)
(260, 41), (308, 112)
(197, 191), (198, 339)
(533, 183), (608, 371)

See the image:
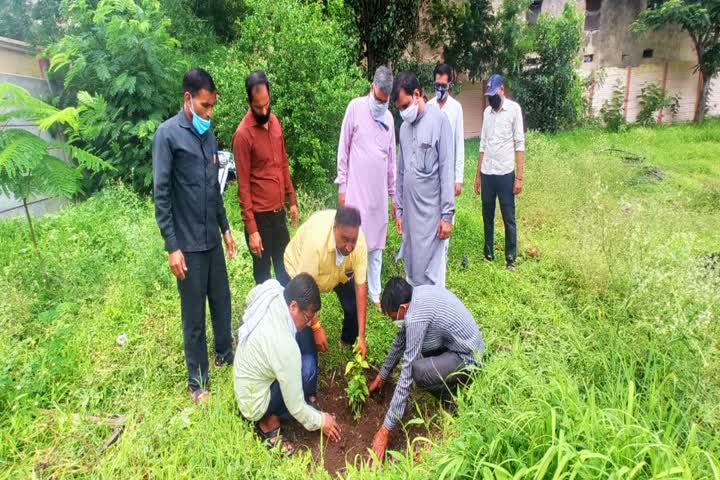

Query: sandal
(190, 388), (210, 405)
(257, 425), (294, 455)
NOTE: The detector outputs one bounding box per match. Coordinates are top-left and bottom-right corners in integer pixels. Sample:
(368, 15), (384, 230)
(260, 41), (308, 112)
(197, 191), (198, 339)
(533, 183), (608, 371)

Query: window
(583, 54), (594, 63)
(643, 48), (654, 58)
(527, 0), (542, 25)
(584, 0), (601, 32)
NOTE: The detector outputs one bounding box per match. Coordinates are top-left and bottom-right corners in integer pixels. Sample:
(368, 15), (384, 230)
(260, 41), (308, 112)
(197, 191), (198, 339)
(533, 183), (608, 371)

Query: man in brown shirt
(233, 71), (299, 286)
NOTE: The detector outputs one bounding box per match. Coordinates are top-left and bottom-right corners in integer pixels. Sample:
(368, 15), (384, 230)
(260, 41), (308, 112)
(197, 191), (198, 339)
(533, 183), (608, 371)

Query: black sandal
(256, 425), (294, 455)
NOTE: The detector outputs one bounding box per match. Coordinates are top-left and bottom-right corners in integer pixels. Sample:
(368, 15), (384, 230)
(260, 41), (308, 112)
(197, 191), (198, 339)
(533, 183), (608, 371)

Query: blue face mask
(189, 95), (211, 135)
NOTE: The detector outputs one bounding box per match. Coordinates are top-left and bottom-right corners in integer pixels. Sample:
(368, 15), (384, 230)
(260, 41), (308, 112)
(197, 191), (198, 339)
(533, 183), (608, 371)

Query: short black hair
(334, 206), (361, 228)
(381, 277), (413, 314)
(182, 68), (217, 96)
(284, 273), (321, 312)
(433, 63), (454, 83)
(392, 72), (421, 103)
(246, 70), (271, 101)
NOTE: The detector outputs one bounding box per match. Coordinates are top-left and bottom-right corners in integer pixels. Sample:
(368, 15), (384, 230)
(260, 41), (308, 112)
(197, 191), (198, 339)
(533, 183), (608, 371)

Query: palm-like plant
(0, 83), (113, 263)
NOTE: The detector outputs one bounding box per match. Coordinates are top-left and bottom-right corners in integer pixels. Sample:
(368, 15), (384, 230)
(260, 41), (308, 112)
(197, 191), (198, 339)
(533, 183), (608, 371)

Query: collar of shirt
(489, 100), (510, 114)
(335, 249), (344, 266)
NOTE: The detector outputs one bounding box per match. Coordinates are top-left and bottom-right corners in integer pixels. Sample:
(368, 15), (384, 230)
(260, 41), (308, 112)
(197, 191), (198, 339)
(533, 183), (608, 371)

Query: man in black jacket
(152, 68), (237, 404)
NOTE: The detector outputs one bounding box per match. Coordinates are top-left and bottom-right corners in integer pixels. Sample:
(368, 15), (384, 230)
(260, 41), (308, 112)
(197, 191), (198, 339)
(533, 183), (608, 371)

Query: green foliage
(204, 0), (367, 190)
(513, 4), (584, 132)
(346, 0), (423, 78)
(159, 0), (247, 52)
(0, 0), (65, 46)
(344, 349), (369, 421)
(2, 121), (720, 476)
(633, 0), (720, 122)
(636, 82), (681, 126)
(0, 0), (33, 42)
(0, 83), (112, 257)
(423, 0), (496, 82)
(46, 0), (187, 193)
(491, 0), (534, 83)
(600, 80), (627, 132)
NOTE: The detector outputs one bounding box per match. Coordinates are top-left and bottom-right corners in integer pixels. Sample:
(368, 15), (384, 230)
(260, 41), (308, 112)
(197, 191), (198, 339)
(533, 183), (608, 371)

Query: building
(452, 0), (720, 138)
(0, 36), (66, 218)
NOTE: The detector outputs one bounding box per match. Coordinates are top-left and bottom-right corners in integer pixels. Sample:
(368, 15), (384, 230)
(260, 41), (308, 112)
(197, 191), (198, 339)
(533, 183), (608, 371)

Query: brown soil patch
(282, 367), (441, 476)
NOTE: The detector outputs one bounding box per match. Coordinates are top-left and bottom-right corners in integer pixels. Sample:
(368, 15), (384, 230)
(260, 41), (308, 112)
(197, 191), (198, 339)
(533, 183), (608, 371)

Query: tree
(0, 0), (32, 42)
(423, 0), (496, 82)
(46, 0), (187, 193)
(0, 83), (112, 265)
(633, 0), (720, 123)
(346, 0), (424, 78)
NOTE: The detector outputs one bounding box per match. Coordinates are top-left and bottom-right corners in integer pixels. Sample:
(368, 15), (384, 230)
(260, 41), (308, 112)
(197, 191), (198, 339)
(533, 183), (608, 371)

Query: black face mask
(488, 94), (502, 111)
(252, 107), (271, 125)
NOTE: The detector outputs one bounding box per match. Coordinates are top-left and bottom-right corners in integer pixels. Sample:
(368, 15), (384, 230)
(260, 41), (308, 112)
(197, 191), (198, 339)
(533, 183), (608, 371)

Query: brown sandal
(257, 426), (294, 455)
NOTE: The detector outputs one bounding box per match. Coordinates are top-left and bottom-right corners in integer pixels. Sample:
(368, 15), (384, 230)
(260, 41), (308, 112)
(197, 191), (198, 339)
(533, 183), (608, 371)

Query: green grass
(1, 120), (719, 478)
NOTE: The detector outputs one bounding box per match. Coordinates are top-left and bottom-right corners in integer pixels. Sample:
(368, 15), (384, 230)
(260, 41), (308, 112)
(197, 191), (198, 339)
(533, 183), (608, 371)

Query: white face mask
(368, 89), (389, 121)
(400, 97), (419, 123)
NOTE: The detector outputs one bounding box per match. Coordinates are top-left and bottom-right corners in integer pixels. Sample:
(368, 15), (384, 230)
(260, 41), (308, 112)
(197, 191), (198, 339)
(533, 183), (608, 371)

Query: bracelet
(310, 321), (322, 332)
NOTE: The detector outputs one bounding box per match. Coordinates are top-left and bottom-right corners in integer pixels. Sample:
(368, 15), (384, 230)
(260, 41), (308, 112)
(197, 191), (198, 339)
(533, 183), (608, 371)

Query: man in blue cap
(473, 74), (525, 272)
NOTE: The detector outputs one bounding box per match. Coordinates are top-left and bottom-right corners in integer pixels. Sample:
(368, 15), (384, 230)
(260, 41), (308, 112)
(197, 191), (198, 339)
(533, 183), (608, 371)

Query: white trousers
(367, 249), (383, 303)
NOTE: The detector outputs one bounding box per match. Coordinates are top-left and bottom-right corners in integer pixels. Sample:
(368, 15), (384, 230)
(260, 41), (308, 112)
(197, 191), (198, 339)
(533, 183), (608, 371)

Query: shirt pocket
(415, 142), (438, 176)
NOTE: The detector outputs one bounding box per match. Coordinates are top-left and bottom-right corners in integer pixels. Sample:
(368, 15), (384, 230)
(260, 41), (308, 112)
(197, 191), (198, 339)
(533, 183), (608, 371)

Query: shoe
(215, 354), (233, 367)
(483, 256), (494, 263)
(190, 388), (210, 405)
(507, 263), (515, 272)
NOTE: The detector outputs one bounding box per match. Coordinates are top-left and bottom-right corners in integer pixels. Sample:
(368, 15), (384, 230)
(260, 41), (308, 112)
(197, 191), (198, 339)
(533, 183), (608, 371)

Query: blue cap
(485, 74), (504, 96)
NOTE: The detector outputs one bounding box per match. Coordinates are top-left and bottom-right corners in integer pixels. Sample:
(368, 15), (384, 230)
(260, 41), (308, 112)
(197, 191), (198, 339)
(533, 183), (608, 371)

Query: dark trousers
(334, 279), (359, 345)
(262, 328), (318, 420)
(244, 209), (291, 286)
(481, 172), (517, 265)
(177, 244), (233, 391)
(411, 350), (469, 395)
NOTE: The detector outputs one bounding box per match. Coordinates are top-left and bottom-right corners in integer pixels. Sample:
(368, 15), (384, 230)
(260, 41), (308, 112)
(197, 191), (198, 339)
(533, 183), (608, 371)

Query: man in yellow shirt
(284, 207), (370, 357)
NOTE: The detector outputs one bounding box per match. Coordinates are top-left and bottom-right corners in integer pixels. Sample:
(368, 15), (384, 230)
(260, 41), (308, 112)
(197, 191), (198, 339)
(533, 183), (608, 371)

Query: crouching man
(233, 273), (341, 453)
(368, 277), (485, 461)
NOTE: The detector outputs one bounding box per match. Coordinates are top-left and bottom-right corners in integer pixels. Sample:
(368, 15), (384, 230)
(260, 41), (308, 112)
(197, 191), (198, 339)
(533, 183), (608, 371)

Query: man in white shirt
(427, 64), (465, 198)
(473, 74), (525, 271)
(427, 64), (464, 280)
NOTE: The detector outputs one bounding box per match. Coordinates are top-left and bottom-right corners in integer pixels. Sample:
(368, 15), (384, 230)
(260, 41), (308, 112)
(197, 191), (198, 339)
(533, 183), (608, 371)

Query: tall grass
(1, 121), (719, 478)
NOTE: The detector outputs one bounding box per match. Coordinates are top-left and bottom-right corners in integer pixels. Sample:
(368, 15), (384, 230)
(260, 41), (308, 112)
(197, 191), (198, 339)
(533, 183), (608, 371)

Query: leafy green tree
(205, 0), (367, 190)
(46, 0), (187, 193)
(0, 0), (32, 42)
(514, 3), (584, 132)
(423, 0), (496, 82)
(346, 0), (424, 78)
(0, 83), (112, 262)
(633, 0), (720, 123)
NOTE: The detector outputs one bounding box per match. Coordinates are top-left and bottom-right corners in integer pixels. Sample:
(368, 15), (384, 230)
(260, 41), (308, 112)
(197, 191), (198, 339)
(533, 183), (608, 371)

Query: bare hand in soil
(368, 375), (384, 396)
(313, 325), (328, 352)
(371, 425), (390, 463)
(322, 413), (342, 442)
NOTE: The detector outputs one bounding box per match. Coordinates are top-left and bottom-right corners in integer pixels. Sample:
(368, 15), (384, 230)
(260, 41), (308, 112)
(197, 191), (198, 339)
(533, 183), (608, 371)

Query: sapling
(344, 347), (369, 421)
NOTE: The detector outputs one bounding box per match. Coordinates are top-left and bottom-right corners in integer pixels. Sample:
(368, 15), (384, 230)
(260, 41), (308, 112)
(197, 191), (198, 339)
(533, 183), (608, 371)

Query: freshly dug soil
(281, 368), (439, 476)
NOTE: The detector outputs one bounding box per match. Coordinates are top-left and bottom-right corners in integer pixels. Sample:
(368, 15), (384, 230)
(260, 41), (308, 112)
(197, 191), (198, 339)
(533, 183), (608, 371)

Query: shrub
(600, 80), (627, 132)
(46, 0), (187, 193)
(344, 349), (369, 421)
(636, 82), (680, 126)
(514, 4), (584, 132)
(205, 0), (367, 190)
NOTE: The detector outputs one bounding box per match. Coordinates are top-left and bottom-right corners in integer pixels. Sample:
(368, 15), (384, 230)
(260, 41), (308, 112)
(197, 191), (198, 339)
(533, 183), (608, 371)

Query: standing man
(392, 72), (455, 287)
(233, 70), (298, 286)
(335, 66), (396, 310)
(284, 207), (370, 358)
(153, 68), (237, 404)
(427, 64), (465, 198)
(473, 74), (525, 272)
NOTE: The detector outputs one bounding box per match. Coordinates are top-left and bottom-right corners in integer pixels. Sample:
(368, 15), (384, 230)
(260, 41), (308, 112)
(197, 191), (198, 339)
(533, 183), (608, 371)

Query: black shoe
(507, 263), (515, 272)
(215, 355), (233, 368)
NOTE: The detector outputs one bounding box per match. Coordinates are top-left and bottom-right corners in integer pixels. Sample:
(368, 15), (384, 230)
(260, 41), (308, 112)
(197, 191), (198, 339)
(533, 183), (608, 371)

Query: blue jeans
(262, 328), (317, 420)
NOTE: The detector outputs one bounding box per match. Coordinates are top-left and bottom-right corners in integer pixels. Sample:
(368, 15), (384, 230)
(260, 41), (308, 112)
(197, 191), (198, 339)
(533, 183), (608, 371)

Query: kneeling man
(233, 273), (341, 452)
(368, 277), (485, 460)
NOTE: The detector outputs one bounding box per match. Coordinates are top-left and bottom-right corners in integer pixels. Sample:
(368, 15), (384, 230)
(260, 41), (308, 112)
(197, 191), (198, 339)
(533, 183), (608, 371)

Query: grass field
(1, 120), (719, 479)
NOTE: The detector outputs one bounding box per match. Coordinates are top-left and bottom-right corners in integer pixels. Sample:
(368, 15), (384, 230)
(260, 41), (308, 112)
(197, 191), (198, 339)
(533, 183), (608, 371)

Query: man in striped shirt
(368, 278), (485, 461)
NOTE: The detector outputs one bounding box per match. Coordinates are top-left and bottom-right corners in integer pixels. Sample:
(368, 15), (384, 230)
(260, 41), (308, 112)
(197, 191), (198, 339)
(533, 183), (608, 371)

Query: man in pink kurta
(335, 66), (396, 309)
